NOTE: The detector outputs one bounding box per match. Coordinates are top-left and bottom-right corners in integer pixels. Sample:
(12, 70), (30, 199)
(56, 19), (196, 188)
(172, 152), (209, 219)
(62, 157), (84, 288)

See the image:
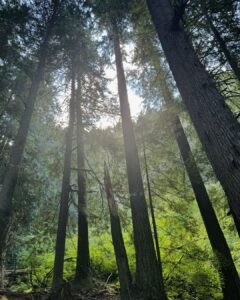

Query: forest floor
(0, 289), (120, 300)
(0, 278), (120, 299)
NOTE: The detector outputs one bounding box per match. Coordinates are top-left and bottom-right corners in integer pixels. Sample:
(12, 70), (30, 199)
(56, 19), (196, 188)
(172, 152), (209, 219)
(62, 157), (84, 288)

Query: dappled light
(0, 0), (240, 299)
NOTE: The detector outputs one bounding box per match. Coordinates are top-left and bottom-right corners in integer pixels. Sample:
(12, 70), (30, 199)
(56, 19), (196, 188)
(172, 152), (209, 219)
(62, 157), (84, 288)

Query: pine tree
(104, 162), (132, 300)
(74, 75), (90, 281)
(146, 0), (240, 221)
(111, 19), (167, 299)
(0, 0), (61, 273)
(52, 65), (76, 292)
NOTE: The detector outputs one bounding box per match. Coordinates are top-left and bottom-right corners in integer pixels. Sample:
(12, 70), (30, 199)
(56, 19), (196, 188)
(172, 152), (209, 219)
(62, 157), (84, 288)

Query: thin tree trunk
(0, 252), (4, 289)
(147, 0), (240, 221)
(142, 137), (162, 270)
(111, 20), (167, 300)
(201, 3), (240, 81)
(0, 0), (60, 262)
(161, 76), (240, 299)
(174, 115), (240, 299)
(75, 76), (90, 282)
(52, 67), (76, 292)
(104, 162), (132, 300)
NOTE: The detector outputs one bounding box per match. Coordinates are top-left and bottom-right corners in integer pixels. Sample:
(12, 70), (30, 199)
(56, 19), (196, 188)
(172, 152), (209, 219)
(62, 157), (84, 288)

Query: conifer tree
(52, 65), (76, 292)
(0, 0), (61, 273)
(146, 0), (240, 221)
(111, 18), (167, 300)
(104, 162), (132, 300)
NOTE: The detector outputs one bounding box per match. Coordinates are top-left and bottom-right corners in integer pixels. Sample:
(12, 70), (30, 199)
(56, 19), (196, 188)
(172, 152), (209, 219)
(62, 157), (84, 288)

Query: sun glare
(97, 65), (143, 128)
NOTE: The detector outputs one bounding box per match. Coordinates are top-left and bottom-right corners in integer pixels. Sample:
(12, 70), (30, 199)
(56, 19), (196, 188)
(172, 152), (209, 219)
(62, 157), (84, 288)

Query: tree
(72, 16), (113, 282)
(142, 135), (162, 269)
(0, 0), (61, 263)
(52, 66), (76, 292)
(111, 19), (167, 299)
(163, 80), (240, 299)
(146, 0), (240, 221)
(104, 162), (132, 300)
(200, 2), (240, 82)
(183, 0), (240, 86)
(74, 75), (90, 282)
(173, 113), (240, 299)
(52, 2), (113, 285)
(129, 11), (240, 296)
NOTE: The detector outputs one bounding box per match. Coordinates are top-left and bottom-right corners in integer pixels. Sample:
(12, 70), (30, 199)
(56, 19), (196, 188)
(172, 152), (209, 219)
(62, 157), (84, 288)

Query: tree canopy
(0, 0), (240, 299)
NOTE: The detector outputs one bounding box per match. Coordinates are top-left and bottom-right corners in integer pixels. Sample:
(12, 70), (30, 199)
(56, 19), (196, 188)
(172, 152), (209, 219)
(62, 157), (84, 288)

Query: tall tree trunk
(201, 3), (240, 81)
(111, 20), (167, 300)
(0, 0), (60, 263)
(0, 252), (4, 289)
(75, 76), (90, 282)
(142, 137), (162, 270)
(104, 162), (132, 300)
(146, 0), (240, 222)
(162, 77), (240, 299)
(174, 115), (240, 299)
(52, 68), (76, 292)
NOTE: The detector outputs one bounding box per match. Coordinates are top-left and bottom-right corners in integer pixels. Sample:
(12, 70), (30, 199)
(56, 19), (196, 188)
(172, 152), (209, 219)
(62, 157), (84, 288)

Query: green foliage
(1, 0), (240, 299)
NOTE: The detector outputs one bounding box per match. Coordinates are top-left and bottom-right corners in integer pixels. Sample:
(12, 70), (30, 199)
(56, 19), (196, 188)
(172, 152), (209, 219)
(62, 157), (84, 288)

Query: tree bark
(0, 0), (60, 263)
(146, 0), (240, 222)
(111, 20), (167, 300)
(0, 252), (4, 289)
(75, 76), (90, 282)
(52, 67), (76, 292)
(161, 76), (240, 299)
(229, 207), (240, 238)
(104, 162), (132, 300)
(174, 115), (240, 299)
